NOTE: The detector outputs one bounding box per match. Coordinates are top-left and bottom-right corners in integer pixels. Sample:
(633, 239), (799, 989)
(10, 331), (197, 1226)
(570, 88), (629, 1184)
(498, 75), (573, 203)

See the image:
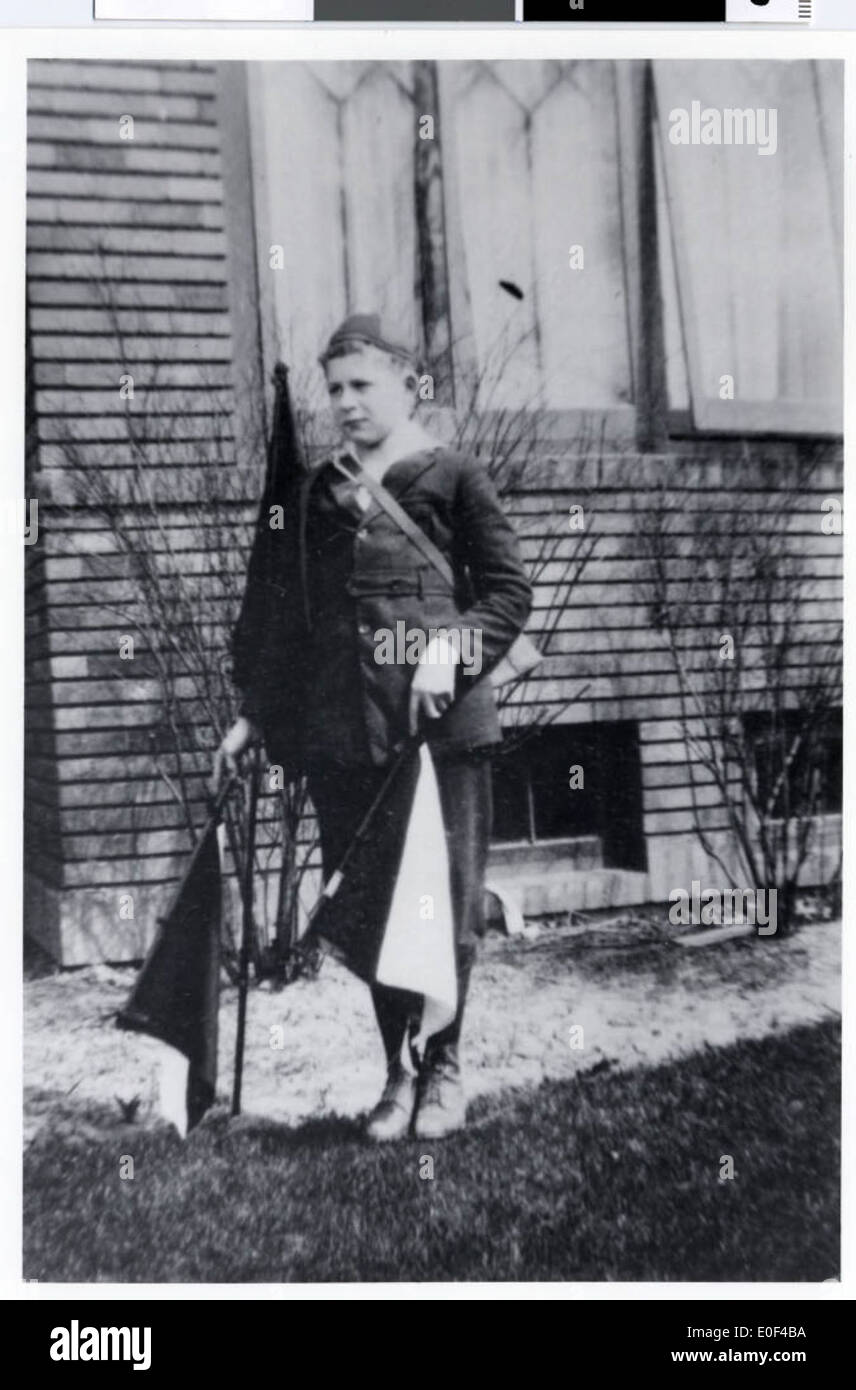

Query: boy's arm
(452, 456), (533, 676)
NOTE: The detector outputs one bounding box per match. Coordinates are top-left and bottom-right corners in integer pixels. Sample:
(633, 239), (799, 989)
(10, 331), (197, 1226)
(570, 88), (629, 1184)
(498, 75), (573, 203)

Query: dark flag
(117, 801), (224, 1133)
(116, 367), (309, 1128)
(230, 362), (311, 782)
(306, 744), (422, 983)
(305, 742), (457, 1054)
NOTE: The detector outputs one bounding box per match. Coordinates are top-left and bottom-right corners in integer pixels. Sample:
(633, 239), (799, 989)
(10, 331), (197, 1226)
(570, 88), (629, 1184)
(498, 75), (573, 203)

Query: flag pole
(301, 735), (422, 949)
(232, 742), (261, 1116)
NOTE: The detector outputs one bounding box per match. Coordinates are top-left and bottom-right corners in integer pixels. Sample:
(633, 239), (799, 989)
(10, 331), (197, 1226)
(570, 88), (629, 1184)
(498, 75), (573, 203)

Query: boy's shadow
(205, 1105), (369, 1152)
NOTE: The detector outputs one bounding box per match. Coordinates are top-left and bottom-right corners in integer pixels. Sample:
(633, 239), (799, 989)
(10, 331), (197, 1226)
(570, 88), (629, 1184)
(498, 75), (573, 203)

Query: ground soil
(24, 913), (840, 1143)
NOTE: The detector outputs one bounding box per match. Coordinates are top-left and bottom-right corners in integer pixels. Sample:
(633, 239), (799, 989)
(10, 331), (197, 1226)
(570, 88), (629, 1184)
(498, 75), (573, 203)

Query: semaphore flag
(305, 741), (457, 1052)
(230, 361), (311, 784)
(116, 802), (224, 1135)
(375, 743), (457, 1050)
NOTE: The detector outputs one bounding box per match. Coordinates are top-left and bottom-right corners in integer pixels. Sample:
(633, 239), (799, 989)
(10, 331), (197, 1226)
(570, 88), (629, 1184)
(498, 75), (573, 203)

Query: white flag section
(154, 1043), (191, 1139)
(375, 743), (457, 1052)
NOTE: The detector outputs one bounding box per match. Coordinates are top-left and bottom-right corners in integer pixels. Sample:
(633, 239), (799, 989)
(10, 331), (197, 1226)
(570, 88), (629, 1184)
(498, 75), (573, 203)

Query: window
(491, 722), (646, 871)
(653, 60), (843, 435)
(437, 60), (632, 414)
(246, 60), (431, 417)
(744, 708), (842, 821)
(246, 59), (635, 427)
(242, 58), (842, 444)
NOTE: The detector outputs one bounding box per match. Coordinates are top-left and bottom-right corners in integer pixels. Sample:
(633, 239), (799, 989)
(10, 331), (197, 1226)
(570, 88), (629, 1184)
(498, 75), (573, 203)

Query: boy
(214, 313), (531, 1139)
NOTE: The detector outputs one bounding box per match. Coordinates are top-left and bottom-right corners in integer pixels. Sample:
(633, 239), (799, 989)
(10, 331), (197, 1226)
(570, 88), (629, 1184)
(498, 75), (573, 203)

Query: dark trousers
(308, 748), (493, 1063)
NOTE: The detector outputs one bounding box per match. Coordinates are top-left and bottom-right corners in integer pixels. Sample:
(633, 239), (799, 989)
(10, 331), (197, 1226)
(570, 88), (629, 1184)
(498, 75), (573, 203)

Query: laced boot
(365, 1057), (417, 1143)
(412, 1040), (466, 1139)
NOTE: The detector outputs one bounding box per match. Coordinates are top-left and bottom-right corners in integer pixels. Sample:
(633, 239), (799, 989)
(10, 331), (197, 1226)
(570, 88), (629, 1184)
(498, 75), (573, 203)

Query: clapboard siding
(502, 446), (841, 898)
(27, 442), (839, 882)
(24, 59), (252, 958)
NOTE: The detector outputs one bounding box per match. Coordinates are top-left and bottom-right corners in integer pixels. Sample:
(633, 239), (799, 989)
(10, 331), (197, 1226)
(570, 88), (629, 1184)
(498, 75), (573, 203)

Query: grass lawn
(24, 1018), (839, 1283)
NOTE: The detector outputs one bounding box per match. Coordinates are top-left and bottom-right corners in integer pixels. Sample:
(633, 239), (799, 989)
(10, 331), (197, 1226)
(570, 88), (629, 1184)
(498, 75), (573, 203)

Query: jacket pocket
(346, 567), (453, 598)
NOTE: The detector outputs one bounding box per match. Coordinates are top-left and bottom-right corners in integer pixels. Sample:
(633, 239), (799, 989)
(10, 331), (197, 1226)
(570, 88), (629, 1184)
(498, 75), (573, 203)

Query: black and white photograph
(21, 50), (843, 1285)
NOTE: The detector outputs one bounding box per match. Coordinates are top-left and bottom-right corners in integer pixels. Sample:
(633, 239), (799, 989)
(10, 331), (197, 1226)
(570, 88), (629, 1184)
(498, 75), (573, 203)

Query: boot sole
(411, 1114), (467, 1140)
(365, 1123), (412, 1144)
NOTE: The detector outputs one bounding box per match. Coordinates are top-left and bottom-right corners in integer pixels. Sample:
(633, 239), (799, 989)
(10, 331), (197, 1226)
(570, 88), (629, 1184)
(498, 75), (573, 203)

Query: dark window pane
(745, 707), (842, 819)
(490, 750), (531, 842)
(491, 721), (646, 870)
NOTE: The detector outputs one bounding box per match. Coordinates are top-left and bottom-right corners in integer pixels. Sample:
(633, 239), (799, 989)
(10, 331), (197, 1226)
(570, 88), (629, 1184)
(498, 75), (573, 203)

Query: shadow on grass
(24, 1019), (840, 1284)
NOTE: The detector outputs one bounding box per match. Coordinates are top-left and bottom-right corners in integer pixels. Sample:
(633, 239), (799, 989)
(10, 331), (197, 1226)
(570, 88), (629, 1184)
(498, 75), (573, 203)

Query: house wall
(25, 59), (254, 963)
(503, 448), (843, 899)
(24, 59), (843, 964)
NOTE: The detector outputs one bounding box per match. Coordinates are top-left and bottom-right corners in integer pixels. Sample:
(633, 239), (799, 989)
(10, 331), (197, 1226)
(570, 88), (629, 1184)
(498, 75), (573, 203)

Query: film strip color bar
(93, 0), (815, 20)
(314, 1), (812, 15)
(314, 2), (719, 15)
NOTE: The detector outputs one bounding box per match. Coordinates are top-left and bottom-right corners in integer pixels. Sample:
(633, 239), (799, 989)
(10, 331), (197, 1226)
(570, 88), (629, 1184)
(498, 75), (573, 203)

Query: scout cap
(318, 313), (419, 370)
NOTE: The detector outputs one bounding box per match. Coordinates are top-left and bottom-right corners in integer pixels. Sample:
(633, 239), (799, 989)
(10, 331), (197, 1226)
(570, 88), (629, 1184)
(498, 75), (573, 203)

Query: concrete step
(488, 836), (602, 874)
(486, 867), (649, 919)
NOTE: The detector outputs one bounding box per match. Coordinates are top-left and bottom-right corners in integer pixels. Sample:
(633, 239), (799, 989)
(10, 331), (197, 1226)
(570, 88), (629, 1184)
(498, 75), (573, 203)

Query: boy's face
(324, 348), (415, 448)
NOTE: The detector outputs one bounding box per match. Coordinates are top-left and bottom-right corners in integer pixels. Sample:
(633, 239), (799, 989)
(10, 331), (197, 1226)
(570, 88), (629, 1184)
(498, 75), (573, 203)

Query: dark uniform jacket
(232, 442), (532, 772)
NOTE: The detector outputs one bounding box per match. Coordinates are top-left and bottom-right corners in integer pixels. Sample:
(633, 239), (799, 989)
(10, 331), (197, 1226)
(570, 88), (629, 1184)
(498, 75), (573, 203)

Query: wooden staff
(232, 742), (261, 1116)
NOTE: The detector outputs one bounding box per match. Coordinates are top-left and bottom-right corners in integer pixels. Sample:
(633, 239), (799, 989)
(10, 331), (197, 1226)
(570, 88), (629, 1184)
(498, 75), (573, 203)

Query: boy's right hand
(210, 716), (260, 794)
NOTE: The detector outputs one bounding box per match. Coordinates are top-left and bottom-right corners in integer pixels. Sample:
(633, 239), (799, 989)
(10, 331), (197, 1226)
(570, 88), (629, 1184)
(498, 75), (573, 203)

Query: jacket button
(358, 623), (370, 636)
